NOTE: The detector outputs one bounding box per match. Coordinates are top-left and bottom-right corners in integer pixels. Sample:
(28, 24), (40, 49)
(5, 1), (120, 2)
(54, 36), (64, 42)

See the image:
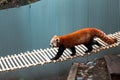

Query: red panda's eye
(56, 39), (58, 41)
(56, 39), (59, 43)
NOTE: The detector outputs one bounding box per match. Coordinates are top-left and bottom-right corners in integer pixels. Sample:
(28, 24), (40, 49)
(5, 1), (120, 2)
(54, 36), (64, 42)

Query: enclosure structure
(0, 0), (120, 80)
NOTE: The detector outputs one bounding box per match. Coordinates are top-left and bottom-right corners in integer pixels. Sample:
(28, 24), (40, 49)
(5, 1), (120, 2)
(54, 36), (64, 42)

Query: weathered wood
(104, 54), (120, 80)
(67, 63), (79, 80)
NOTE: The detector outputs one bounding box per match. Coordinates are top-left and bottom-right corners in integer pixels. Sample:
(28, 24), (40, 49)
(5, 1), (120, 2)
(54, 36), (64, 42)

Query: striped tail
(93, 28), (117, 45)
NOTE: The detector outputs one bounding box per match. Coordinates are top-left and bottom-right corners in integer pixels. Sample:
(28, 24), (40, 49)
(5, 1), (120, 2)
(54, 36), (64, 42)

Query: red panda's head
(50, 35), (60, 47)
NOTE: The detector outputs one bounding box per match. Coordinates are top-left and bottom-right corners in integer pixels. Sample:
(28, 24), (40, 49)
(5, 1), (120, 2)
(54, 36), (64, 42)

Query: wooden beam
(104, 54), (120, 80)
(67, 63), (79, 80)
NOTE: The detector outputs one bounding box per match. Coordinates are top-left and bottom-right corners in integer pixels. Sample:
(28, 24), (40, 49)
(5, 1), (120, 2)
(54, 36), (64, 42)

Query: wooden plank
(67, 63), (79, 80)
(104, 55), (120, 74)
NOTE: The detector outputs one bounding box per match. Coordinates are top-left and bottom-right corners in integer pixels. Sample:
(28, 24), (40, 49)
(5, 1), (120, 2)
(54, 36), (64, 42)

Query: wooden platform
(67, 54), (120, 80)
(104, 54), (120, 80)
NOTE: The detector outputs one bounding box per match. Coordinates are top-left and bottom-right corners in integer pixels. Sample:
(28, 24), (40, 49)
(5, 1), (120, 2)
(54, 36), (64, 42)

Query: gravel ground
(76, 58), (110, 80)
(92, 58), (110, 80)
(49, 58), (110, 80)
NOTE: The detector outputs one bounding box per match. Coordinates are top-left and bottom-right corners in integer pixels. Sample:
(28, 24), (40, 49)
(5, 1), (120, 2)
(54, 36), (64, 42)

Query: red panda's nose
(50, 43), (54, 47)
(50, 44), (52, 47)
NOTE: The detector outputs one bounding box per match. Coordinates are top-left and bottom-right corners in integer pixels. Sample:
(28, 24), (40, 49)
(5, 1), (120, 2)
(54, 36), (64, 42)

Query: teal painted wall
(0, 6), (32, 56)
(0, 0), (119, 80)
(88, 0), (120, 32)
(0, 0), (119, 56)
(30, 0), (89, 50)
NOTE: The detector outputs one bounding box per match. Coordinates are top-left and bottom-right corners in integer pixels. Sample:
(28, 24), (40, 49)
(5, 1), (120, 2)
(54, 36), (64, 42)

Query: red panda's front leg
(69, 47), (76, 56)
(51, 45), (66, 60)
(84, 44), (93, 53)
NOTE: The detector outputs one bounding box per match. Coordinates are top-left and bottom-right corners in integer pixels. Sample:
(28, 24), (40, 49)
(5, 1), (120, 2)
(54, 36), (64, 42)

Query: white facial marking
(50, 35), (60, 47)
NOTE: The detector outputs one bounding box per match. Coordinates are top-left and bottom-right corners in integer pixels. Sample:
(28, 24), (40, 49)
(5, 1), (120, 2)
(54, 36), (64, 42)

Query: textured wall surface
(0, 0), (119, 56)
(0, 0), (119, 80)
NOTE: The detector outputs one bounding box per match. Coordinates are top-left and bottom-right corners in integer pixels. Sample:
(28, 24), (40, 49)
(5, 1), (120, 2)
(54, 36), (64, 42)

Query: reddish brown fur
(57, 28), (117, 48)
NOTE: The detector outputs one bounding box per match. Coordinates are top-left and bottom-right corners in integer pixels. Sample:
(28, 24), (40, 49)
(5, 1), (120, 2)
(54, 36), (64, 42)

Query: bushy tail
(93, 28), (117, 45)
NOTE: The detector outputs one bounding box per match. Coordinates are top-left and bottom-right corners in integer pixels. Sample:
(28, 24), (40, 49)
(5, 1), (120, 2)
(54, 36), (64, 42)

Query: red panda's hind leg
(69, 47), (76, 56)
(84, 40), (102, 53)
(51, 45), (66, 60)
(92, 40), (102, 47)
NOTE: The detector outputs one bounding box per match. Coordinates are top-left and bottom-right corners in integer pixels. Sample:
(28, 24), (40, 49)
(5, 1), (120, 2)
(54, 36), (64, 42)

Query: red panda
(50, 28), (117, 60)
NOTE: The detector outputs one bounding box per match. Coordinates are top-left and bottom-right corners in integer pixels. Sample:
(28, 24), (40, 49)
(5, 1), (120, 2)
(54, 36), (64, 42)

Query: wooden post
(67, 63), (79, 80)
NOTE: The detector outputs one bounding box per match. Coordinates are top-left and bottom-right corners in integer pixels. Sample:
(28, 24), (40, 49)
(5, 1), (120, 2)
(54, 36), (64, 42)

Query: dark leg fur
(70, 47), (76, 56)
(91, 40), (102, 46)
(51, 45), (66, 60)
(84, 44), (93, 53)
(84, 40), (101, 53)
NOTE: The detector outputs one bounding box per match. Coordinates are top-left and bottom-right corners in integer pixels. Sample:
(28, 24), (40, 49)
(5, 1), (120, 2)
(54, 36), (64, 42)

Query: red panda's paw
(51, 56), (60, 60)
(70, 53), (76, 56)
(85, 49), (92, 53)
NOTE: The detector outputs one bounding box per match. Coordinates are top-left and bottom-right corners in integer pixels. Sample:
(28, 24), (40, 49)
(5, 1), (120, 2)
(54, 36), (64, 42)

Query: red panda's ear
(54, 35), (57, 37)
(56, 38), (60, 43)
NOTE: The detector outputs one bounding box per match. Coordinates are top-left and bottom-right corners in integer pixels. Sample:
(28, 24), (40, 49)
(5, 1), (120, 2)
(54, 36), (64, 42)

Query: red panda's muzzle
(50, 42), (59, 48)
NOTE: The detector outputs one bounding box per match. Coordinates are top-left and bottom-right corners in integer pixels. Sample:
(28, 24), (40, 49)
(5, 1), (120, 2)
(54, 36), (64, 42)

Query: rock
(76, 77), (83, 80)
(87, 61), (96, 67)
